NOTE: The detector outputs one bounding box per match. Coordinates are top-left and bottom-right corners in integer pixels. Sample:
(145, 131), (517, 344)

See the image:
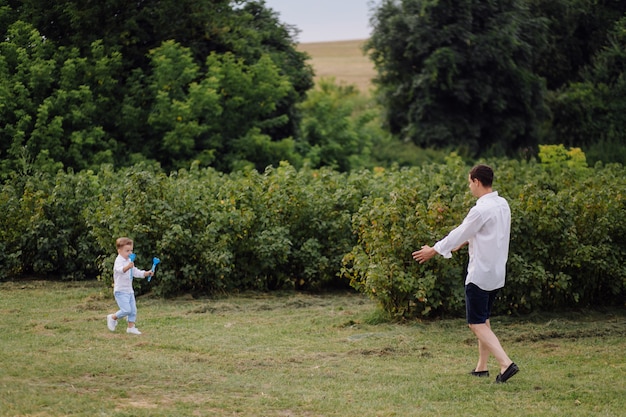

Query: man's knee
(468, 322), (487, 332)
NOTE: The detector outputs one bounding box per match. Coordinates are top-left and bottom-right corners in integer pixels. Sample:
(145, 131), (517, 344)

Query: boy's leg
(126, 293), (137, 327)
(114, 292), (133, 320)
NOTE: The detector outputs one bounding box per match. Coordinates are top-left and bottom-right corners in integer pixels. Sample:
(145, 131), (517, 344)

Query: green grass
(1, 281), (625, 416)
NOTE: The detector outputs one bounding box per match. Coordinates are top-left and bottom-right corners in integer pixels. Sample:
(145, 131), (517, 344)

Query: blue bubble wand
(128, 253), (137, 281)
(148, 257), (160, 282)
(128, 253), (160, 282)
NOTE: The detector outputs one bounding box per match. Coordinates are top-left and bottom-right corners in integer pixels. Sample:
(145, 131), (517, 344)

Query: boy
(107, 237), (153, 335)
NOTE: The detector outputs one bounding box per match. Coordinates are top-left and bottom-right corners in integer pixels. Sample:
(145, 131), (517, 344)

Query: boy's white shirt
(113, 254), (146, 293)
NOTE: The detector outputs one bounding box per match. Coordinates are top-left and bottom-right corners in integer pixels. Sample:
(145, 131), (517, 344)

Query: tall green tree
(547, 15), (626, 164)
(526, 0), (626, 91)
(0, 0), (313, 176)
(298, 80), (374, 171)
(0, 21), (123, 176)
(366, 0), (549, 156)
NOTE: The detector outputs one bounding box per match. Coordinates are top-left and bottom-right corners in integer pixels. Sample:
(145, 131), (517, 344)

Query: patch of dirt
(513, 327), (626, 342)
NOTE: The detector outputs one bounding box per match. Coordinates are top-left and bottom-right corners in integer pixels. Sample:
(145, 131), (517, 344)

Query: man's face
(118, 244), (134, 260)
(468, 174), (480, 198)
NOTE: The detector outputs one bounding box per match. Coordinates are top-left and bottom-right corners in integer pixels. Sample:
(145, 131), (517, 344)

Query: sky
(262, 0), (374, 43)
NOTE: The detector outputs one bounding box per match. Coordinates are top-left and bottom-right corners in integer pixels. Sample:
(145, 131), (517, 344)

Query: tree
(366, 0), (549, 156)
(0, 21), (123, 176)
(526, 0), (626, 91)
(547, 15), (626, 164)
(0, 0), (313, 176)
(297, 80), (374, 171)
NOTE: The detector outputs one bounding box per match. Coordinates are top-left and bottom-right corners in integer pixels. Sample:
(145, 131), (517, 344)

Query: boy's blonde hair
(116, 237), (133, 249)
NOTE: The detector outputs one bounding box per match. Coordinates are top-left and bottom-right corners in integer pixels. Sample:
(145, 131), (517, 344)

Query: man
(412, 164), (519, 383)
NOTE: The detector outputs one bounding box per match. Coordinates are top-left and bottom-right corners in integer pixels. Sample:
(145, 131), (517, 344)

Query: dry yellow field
(298, 39), (376, 93)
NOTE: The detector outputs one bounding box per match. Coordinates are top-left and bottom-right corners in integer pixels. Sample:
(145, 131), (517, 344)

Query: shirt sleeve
(131, 267), (146, 278)
(433, 207), (485, 258)
(113, 256), (126, 274)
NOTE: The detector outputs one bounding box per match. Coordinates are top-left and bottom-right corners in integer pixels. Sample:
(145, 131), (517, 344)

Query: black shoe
(470, 369), (490, 377)
(495, 363), (519, 383)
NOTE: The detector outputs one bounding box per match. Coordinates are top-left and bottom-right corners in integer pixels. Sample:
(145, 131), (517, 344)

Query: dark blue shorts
(465, 283), (499, 324)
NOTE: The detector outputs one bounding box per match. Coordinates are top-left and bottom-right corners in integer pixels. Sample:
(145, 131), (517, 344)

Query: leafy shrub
(342, 155), (470, 318)
(0, 170), (100, 280)
(344, 154), (626, 318)
(1, 151), (624, 317)
(81, 161), (364, 295)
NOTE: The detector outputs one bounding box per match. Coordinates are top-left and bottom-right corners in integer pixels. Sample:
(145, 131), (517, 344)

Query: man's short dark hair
(469, 164), (494, 187)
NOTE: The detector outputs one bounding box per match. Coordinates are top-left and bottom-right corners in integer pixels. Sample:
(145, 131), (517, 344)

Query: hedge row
(343, 155), (626, 317)
(0, 162), (365, 296)
(1, 154), (624, 317)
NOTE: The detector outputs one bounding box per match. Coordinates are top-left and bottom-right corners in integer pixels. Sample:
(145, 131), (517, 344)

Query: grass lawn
(1, 281), (624, 416)
(298, 39), (375, 94)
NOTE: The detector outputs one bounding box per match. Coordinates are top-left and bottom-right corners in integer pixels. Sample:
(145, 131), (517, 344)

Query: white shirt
(433, 191), (511, 291)
(113, 254), (145, 293)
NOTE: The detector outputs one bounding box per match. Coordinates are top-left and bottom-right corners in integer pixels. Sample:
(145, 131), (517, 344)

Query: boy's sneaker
(127, 327), (142, 335)
(107, 314), (117, 331)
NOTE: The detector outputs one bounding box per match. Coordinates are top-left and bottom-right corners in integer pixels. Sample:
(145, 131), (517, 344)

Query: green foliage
(0, 0), (313, 177)
(344, 154), (626, 318)
(526, 0), (626, 90)
(538, 144), (588, 172)
(1, 153), (624, 317)
(144, 41), (219, 167)
(0, 169), (101, 280)
(546, 15), (626, 164)
(504, 161), (626, 312)
(297, 79), (379, 171)
(342, 155), (471, 318)
(366, 0), (548, 156)
(297, 78), (448, 171)
(77, 162), (364, 295)
(205, 52), (296, 171)
(0, 21), (123, 177)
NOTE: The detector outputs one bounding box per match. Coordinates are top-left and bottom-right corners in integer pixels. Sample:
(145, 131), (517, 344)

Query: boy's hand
(144, 271), (154, 278)
(124, 263), (135, 272)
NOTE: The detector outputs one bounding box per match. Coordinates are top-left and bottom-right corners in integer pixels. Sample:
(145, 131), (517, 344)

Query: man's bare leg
(469, 320), (512, 374)
(473, 319), (492, 372)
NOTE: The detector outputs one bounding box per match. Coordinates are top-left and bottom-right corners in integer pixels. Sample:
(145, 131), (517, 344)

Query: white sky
(262, 0), (374, 43)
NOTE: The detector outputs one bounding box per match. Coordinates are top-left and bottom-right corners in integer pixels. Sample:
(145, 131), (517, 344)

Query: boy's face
(118, 244), (134, 260)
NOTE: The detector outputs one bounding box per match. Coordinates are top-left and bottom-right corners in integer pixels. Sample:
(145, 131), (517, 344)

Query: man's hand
(412, 245), (437, 264)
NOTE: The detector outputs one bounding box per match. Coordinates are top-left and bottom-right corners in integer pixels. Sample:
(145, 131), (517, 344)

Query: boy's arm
(130, 267), (154, 278)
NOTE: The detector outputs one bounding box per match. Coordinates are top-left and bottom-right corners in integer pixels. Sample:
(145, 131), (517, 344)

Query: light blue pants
(114, 291), (137, 323)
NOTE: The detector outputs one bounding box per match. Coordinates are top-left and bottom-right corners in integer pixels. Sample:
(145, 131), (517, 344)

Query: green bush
(342, 155), (471, 318)
(344, 154), (626, 318)
(1, 152), (624, 317)
(0, 170), (100, 280)
(80, 162), (364, 296)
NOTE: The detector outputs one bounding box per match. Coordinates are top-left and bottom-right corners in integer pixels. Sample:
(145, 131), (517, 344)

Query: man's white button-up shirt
(433, 191), (511, 291)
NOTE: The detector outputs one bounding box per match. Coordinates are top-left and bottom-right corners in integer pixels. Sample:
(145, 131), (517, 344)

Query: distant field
(298, 39), (376, 93)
